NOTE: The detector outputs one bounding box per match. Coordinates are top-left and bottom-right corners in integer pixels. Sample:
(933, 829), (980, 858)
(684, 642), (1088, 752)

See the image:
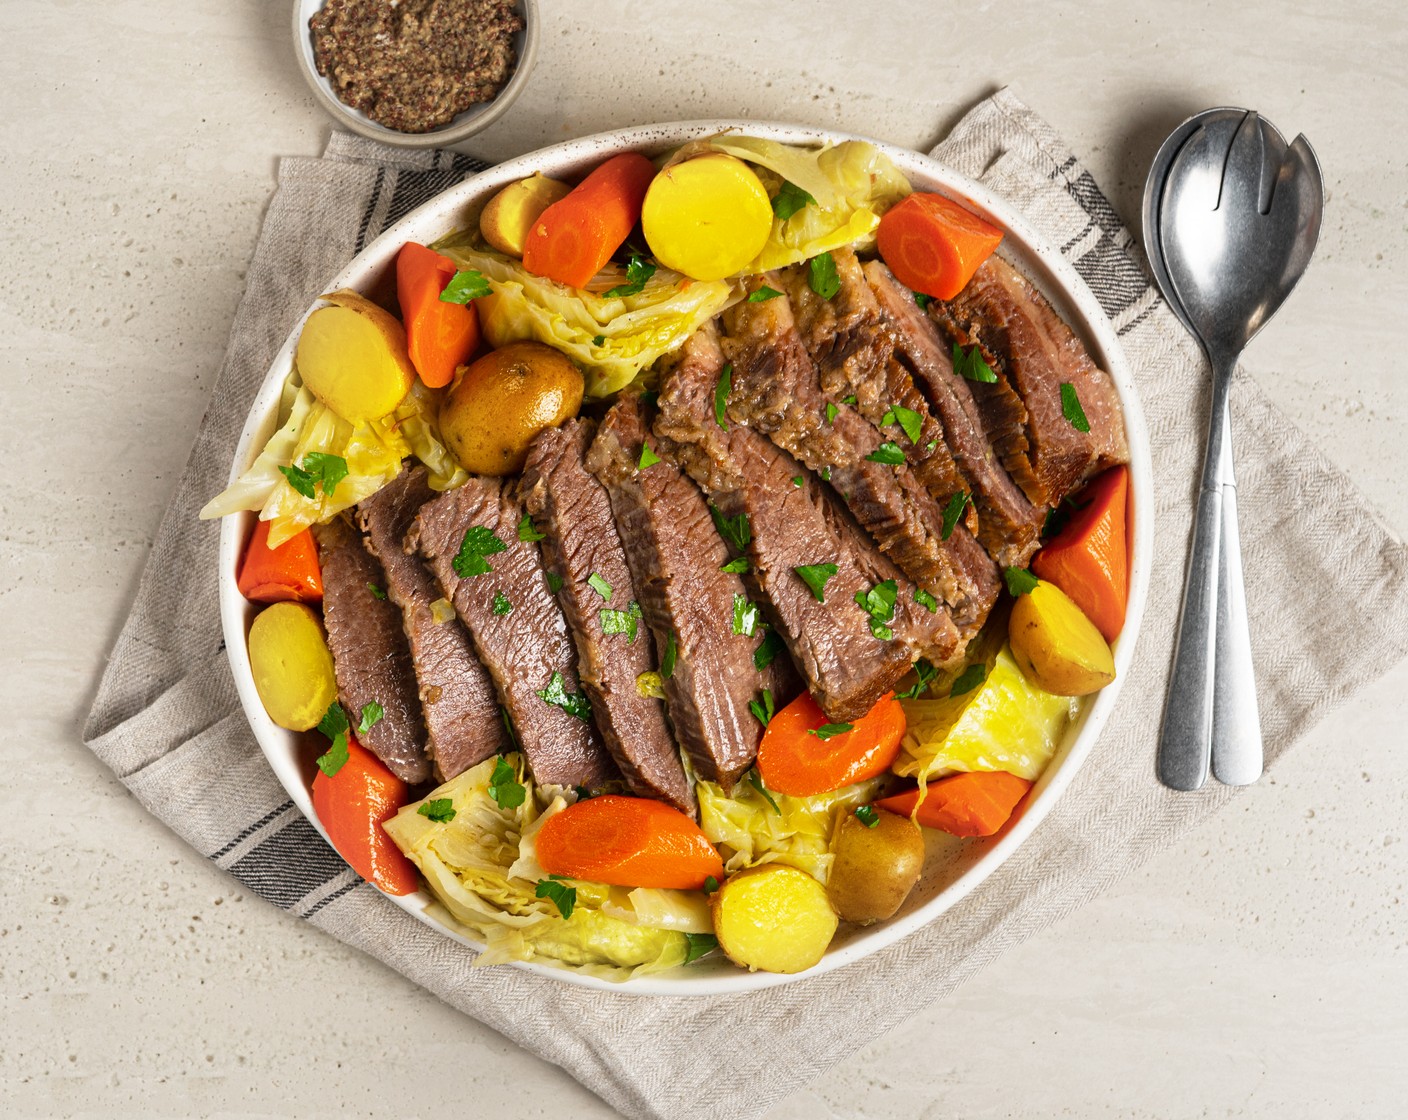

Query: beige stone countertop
(5, 1), (1406, 1116)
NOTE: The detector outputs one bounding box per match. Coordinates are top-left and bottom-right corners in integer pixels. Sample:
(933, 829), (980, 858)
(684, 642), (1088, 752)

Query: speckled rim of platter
(217, 120), (1154, 996)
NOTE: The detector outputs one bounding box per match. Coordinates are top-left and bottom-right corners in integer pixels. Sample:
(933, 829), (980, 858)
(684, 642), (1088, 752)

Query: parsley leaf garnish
(912, 291), (932, 310)
(825, 401), (838, 424)
(914, 587), (938, 613)
(720, 556), (750, 574)
(820, 466), (831, 481)
(888, 404), (924, 444)
(747, 770), (781, 814)
(638, 442), (662, 470)
(732, 593), (764, 638)
(545, 570), (564, 594)
(772, 180), (816, 220)
(703, 875), (719, 894)
(592, 334), (606, 347)
(661, 631), (678, 680)
(747, 286), (784, 303)
(536, 671), (592, 722)
(517, 513), (546, 542)
(499, 706), (520, 750)
(452, 525), (508, 578)
(808, 722), (854, 740)
(714, 363), (732, 430)
(317, 701), (349, 741)
(794, 562), (838, 602)
(753, 630), (785, 671)
(314, 700), (351, 777)
(855, 804), (880, 829)
(865, 441), (906, 465)
(950, 663), (988, 697)
(897, 658), (937, 699)
(491, 590), (513, 616)
(1004, 566), (1039, 596)
(600, 600), (642, 642)
(440, 269), (492, 303)
(683, 932), (719, 963)
(418, 798), (456, 823)
(941, 491), (971, 540)
(792, 476), (804, 488)
(279, 452), (348, 500)
(357, 701), (383, 736)
(536, 876), (577, 919)
(367, 582), (386, 600)
(808, 251), (841, 299)
(587, 572), (612, 601)
(952, 342), (998, 384)
(840, 394), (858, 405)
(1061, 382), (1090, 432)
(604, 255), (656, 298)
(488, 755), (526, 810)
(749, 687), (775, 728)
(708, 505), (752, 554)
(855, 579), (898, 640)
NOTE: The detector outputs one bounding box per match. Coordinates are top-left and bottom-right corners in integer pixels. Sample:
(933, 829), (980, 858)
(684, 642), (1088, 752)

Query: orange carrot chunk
(535, 794), (724, 890)
(312, 737), (420, 896)
(396, 241), (480, 389)
(876, 771), (1033, 838)
(521, 152), (658, 289)
(876, 192), (1004, 301)
(237, 519), (323, 604)
(756, 690), (906, 798)
(1032, 465), (1130, 643)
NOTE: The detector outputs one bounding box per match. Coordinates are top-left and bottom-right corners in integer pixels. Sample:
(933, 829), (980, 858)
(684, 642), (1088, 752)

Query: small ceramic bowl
(291, 0), (538, 148)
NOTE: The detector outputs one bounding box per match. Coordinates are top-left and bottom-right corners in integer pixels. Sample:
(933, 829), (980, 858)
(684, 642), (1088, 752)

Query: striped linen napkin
(83, 88), (1408, 1120)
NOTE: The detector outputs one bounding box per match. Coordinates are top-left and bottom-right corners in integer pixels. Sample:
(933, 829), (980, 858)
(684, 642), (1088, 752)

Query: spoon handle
(1212, 439), (1263, 784)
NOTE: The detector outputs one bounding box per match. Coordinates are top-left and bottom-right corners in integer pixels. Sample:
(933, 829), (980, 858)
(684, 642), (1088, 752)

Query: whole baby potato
(826, 807), (925, 925)
(1008, 579), (1116, 696)
(439, 341), (583, 475)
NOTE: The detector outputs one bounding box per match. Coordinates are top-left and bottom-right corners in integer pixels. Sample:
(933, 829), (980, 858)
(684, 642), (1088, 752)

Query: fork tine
(1217, 111), (1268, 214)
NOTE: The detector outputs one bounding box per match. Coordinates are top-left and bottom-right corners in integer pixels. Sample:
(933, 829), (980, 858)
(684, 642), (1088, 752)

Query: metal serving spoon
(1143, 108), (1323, 790)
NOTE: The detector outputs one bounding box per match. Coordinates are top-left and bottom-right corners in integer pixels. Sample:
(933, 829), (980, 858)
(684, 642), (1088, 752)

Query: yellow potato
(247, 601), (338, 731)
(641, 154), (774, 281)
(826, 808), (925, 925)
(296, 289), (416, 422)
(439, 341), (583, 475)
(1008, 580), (1116, 696)
(711, 864), (837, 974)
(479, 173), (573, 257)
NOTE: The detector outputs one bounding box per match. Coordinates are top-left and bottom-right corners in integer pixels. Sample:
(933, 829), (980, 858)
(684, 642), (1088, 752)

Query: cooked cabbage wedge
(433, 236), (736, 398)
(200, 376), (465, 547)
(383, 757), (691, 980)
(667, 135), (912, 272)
(895, 645), (1075, 786)
(697, 771), (881, 885)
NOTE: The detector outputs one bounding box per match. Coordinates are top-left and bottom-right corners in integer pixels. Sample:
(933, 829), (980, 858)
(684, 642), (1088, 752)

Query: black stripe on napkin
(228, 815), (350, 910)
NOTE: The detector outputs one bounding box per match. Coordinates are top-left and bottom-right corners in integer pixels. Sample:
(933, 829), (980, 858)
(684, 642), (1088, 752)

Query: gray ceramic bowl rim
(218, 120), (1154, 996)
(291, 0), (539, 148)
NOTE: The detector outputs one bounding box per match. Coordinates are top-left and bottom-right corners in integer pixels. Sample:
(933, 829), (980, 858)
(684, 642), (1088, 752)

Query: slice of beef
(408, 477), (618, 790)
(587, 394), (787, 792)
(520, 420), (695, 815)
(932, 255), (1129, 506)
(778, 249), (973, 517)
(356, 465), (505, 782)
(719, 274), (999, 632)
(314, 516), (429, 785)
(655, 327), (960, 720)
(865, 259), (1044, 567)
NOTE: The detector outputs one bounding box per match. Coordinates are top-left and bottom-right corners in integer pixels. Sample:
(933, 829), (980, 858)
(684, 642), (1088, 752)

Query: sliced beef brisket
(520, 420), (695, 815)
(408, 477), (618, 790)
(314, 516), (430, 785)
(865, 259), (1044, 567)
(356, 465), (505, 782)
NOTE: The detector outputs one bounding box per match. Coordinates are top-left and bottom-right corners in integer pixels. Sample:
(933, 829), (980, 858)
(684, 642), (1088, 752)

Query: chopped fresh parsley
(808, 251), (841, 299)
(1061, 382), (1090, 432)
(709, 504), (752, 554)
(638, 442), (662, 470)
(914, 587), (938, 613)
(314, 699), (351, 777)
(888, 404), (924, 444)
(1004, 566), (1039, 596)
(367, 582), (386, 600)
(440, 269), (492, 303)
(792, 476), (804, 488)
(749, 687), (775, 728)
(753, 630), (785, 671)
(731, 593), (764, 638)
(517, 513), (546, 542)
(808, 722), (854, 740)
(941, 491), (971, 540)
(592, 334), (606, 347)
(535, 876), (576, 919)
(714, 363), (732, 430)
(357, 701), (383, 736)
(491, 590), (513, 616)
(279, 452), (348, 500)
(952, 342), (998, 384)
(587, 572), (613, 601)
(748, 285), (784, 303)
(417, 798), (456, 823)
(950, 663), (988, 697)
(819, 466), (831, 481)
(536, 671), (593, 722)
(925, 439), (938, 452)
(604, 255), (657, 298)
(499, 706), (520, 750)
(720, 556), (750, 574)
(747, 770), (781, 814)
(912, 291), (932, 310)
(794, 562), (838, 602)
(896, 658), (937, 699)
(573, 785), (595, 801)
(825, 401), (838, 424)
(545, 570), (564, 594)
(661, 631), (678, 680)
(840, 394), (858, 406)
(865, 441), (906, 465)
(854, 578), (898, 641)
(703, 875), (719, 894)
(600, 600), (642, 642)
(452, 525), (508, 578)
(1042, 493), (1090, 540)
(855, 804), (880, 829)
(488, 755), (526, 810)
(772, 180), (816, 220)
(683, 932), (719, 963)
